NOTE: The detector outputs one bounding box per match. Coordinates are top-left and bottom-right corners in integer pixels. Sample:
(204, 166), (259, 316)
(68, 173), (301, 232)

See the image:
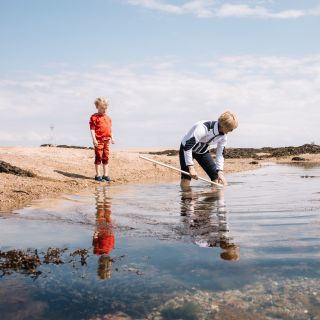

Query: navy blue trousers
(179, 144), (218, 181)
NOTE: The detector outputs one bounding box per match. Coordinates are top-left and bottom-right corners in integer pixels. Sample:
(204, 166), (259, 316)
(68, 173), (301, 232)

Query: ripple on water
(1, 164), (320, 319)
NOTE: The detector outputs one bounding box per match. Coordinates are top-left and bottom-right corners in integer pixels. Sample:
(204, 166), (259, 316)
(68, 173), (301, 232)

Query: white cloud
(127, 0), (320, 19)
(0, 55), (319, 148)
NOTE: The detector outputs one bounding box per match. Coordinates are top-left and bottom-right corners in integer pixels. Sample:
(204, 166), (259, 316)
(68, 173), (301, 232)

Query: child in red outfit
(89, 97), (115, 182)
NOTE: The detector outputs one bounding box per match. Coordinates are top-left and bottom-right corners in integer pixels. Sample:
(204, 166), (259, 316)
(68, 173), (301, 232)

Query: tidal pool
(1, 164), (320, 319)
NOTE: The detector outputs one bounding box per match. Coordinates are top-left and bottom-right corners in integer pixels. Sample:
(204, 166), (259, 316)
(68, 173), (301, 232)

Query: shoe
(94, 176), (104, 182)
(102, 176), (111, 182)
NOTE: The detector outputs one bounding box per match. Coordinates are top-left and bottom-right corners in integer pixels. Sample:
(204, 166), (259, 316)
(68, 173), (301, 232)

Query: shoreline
(1, 146), (320, 213)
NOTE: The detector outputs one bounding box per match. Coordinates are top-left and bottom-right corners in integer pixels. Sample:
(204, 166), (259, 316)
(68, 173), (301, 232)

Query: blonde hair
(94, 97), (109, 108)
(218, 111), (238, 131)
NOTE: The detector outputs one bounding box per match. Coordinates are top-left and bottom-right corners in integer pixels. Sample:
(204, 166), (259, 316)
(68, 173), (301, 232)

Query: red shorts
(94, 138), (110, 165)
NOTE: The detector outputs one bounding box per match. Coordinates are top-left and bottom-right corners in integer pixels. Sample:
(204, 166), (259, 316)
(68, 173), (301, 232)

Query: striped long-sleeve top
(181, 120), (227, 170)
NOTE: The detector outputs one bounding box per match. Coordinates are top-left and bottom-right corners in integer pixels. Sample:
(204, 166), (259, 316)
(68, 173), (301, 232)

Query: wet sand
(1, 146), (320, 212)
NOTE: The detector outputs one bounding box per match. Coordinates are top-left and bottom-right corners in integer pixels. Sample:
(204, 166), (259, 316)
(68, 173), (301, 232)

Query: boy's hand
(188, 166), (198, 180)
(93, 139), (98, 147)
(111, 138), (115, 144)
(216, 171), (227, 186)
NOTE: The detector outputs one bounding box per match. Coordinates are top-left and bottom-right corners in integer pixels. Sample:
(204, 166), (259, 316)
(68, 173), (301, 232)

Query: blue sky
(0, 0), (320, 148)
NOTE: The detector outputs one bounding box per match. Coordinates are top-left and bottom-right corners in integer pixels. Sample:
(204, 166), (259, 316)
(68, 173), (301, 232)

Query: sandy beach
(1, 145), (320, 213)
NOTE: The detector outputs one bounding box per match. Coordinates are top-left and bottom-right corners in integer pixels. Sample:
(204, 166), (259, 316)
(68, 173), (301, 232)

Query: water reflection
(283, 162), (320, 169)
(180, 186), (239, 261)
(1, 164), (320, 319)
(93, 186), (115, 279)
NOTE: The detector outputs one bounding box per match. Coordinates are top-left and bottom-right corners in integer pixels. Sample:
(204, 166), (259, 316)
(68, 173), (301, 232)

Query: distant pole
(49, 124), (55, 146)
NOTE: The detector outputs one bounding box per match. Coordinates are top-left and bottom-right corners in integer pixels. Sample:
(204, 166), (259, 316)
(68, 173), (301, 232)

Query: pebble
(146, 277), (320, 320)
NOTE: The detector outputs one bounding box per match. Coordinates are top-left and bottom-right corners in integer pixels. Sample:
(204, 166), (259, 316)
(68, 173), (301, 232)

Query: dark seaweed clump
(0, 160), (36, 177)
(0, 249), (41, 276)
(0, 248), (89, 277)
(41, 144), (93, 150)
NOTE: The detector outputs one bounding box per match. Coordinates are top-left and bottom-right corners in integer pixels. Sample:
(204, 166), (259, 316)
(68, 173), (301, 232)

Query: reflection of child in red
(92, 208), (115, 255)
(93, 186), (115, 279)
(93, 230), (115, 255)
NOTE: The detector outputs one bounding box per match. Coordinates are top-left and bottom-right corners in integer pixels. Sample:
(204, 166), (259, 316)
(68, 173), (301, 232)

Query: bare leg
(180, 178), (191, 190)
(95, 164), (101, 177)
(103, 164), (109, 177)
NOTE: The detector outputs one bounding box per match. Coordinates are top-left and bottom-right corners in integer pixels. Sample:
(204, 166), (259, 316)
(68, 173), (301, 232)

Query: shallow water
(1, 164), (320, 319)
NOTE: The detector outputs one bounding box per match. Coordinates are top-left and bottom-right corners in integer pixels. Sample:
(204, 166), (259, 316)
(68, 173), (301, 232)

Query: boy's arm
(110, 132), (115, 144)
(215, 142), (226, 171)
(215, 137), (227, 185)
(110, 118), (115, 144)
(90, 130), (98, 147)
(89, 115), (98, 147)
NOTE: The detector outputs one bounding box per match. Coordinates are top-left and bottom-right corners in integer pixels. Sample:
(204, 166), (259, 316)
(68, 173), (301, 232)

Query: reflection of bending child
(180, 186), (239, 261)
(92, 186), (115, 279)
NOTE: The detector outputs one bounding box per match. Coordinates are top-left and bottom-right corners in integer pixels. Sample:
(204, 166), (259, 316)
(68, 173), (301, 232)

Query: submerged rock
(89, 311), (132, 320)
(146, 277), (320, 320)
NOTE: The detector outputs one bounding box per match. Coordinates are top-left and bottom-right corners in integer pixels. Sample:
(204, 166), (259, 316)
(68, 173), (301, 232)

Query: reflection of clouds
(92, 186), (115, 279)
(180, 186), (239, 261)
(219, 165), (320, 261)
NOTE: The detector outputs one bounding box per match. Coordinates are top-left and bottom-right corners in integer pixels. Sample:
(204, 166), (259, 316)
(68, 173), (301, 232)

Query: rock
(147, 144), (320, 159)
(40, 144), (55, 147)
(292, 156), (306, 161)
(40, 144), (94, 150)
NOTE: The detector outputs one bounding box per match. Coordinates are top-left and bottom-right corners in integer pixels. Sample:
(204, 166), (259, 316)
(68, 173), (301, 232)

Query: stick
(139, 155), (223, 187)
